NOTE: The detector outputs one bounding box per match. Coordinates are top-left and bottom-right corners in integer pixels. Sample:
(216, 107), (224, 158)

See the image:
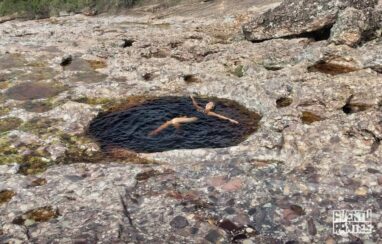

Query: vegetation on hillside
(0, 0), (142, 18)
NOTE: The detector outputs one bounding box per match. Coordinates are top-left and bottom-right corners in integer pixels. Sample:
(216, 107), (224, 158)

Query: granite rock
(243, 0), (379, 42)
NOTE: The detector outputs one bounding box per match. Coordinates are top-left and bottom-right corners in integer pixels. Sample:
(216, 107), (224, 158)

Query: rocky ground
(0, 0), (381, 243)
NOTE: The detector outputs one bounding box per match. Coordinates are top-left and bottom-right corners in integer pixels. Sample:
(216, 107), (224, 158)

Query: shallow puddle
(65, 58), (106, 71)
(0, 53), (27, 70)
(65, 58), (94, 72)
(5, 82), (66, 100)
(22, 100), (53, 113)
(39, 46), (62, 53)
(88, 96), (260, 153)
(70, 71), (108, 83)
(18, 67), (57, 82)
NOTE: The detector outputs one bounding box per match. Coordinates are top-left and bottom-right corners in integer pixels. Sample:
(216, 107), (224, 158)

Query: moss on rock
(231, 65), (245, 77)
(18, 156), (52, 175)
(86, 59), (107, 70)
(13, 206), (59, 225)
(22, 100), (54, 113)
(0, 117), (22, 133)
(0, 136), (22, 164)
(0, 190), (16, 205)
(19, 117), (60, 135)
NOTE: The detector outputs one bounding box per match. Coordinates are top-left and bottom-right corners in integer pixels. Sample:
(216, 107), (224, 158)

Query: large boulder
(242, 0), (379, 42)
(329, 7), (371, 46)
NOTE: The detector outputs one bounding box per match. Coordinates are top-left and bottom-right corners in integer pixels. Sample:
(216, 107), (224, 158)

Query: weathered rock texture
(0, 0), (381, 243)
(330, 7), (371, 46)
(243, 0), (380, 44)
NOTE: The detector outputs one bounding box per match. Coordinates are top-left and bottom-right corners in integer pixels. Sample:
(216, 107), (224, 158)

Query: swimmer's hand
(207, 111), (239, 124)
(190, 96), (204, 112)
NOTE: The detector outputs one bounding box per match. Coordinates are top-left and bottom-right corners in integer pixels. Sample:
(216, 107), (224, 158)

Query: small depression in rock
(307, 62), (359, 75)
(22, 101), (53, 113)
(342, 101), (372, 114)
(0, 53), (27, 70)
(183, 74), (201, 83)
(301, 111), (323, 124)
(121, 39), (135, 48)
(276, 97), (293, 108)
(88, 96), (261, 153)
(143, 73), (154, 81)
(5, 82), (66, 100)
(71, 71), (108, 83)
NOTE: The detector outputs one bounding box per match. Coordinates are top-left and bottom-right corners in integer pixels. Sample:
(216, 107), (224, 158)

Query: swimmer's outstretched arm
(148, 116), (198, 137)
(207, 111), (239, 124)
(190, 96), (203, 111)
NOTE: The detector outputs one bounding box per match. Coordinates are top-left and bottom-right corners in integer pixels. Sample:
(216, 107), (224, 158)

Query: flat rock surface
(0, 0), (381, 243)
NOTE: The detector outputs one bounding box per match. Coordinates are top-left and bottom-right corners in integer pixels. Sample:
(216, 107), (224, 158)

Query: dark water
(87, 96), (261, 153)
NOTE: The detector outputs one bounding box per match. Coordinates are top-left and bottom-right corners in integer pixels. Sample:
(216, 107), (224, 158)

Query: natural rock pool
(88, 96), (261, 153)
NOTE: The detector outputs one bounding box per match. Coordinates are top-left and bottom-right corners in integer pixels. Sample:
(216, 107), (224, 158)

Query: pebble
(283, 185), (290, 195)
(218, 219), (238, 232)
(169, 216), (189, 229)
(205, 229), (223, 243)
(355, 186), (368, 196)
(24, 219), (35, 226)
(363, 240), (375, 244)
(307, 218), (317, 236)
(247, 208), (257, 215)
(245, 227), (254, 233)
(0, 164), (20, 174)
(377, 176), (382, 185)
(233, 213), (250, 226)
(243, 240), (253, 244)
(208, 176), (227, 187)
(289, 205), (305, 216)
(190, 227), (199, 235)
(224, 207), (235, 214)
(325, 236), (336, 244)
(221, 178), (243, 192)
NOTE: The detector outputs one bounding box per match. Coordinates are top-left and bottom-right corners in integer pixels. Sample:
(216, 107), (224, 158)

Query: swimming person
(148, 116), (198, 137)
(190, 96), (239, 124)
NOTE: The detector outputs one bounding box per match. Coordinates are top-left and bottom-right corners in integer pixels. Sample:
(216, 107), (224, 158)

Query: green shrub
(0, 0), (142, 18)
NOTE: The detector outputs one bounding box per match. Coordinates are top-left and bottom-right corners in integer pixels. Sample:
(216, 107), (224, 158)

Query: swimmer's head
(205, 102), (215, 112)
